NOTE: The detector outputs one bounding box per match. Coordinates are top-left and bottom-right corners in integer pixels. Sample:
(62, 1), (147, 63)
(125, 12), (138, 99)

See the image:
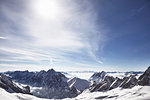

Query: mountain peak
(145, 66), (150, 74)
(89, 71), (107, 83)
(138, 66), (150, 86)
(47, 68), (55, 73)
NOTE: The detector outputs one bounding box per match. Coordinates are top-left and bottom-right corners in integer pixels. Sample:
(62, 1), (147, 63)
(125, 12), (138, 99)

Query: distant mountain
(89, 71), (107, 83)
(66, 71), (96, 73)
(67, 77), (90, 92)
(5, 69), (78, 99)
(2, 67), (148, 99)
(87, 66), (150, 92)
(0, 73), (31, 94)
(89, 74), (138, 92)
(5, 69), (68, 86)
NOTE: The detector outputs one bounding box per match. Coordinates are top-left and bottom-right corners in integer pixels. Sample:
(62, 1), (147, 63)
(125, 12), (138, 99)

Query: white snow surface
(1, 86), (150, 100)
(0, 88), (48, 100)
(64, 86), (150, 100)
(67, 77), (90, 92)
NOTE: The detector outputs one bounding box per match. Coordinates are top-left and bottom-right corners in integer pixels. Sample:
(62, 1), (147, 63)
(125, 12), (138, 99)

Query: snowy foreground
(1, 86), (150, 100)
(68, 86), (150, 100)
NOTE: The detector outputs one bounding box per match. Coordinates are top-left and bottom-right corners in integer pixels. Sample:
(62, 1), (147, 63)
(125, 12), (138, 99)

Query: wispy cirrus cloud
(0, 0), (105, 71)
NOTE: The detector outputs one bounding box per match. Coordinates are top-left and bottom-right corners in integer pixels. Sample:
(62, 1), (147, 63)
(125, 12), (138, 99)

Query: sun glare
(33, 0), (61, 20)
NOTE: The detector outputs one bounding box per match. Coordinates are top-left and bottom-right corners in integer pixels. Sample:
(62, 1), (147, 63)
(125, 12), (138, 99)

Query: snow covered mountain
(0, 73), (31, 94)
(87, 66), (150, 92)
(89, 71), (143, 84)
(1, 84), (150, 100)
(67, 77), (90, 92)
(61, 70), (143, 80)
(89, 75), (115, 92)
(5, 69), (78, 99)
(89, 74), (139, 92)
(64, 86), (150, 100)
(1, 66), (150, 100)
(138, 66), (150, 86)
(89, 71), (107, 83)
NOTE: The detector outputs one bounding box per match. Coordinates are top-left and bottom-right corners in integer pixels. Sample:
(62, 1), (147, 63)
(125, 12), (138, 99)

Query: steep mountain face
(87, 66), (150, 92)
(89, 71), (106, 83)
(89, 75), (115, 92)
(138, 66), (150, 86)
(67, 77), (90, 92)
(120, 75), (138, 88)
(6, 69), (78, 99)
(6, 69), (68, 87)
(89, 75), (137, 92)
(90, 75), (139, 92)
(109, 75), (138, 90)
(0, 73), (31, 94)
(109, 77), (123, 90)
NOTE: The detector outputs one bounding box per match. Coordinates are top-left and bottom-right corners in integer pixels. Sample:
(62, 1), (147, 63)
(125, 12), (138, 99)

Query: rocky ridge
(88, 66), (150, 92)
(5, 69), (78, 99)
(0, 73), (31, 94)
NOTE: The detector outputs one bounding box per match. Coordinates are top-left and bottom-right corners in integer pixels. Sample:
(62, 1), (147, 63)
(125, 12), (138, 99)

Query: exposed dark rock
(89, 81), (106, 92)
(5, 69), (78, 99)
(109, 77), (123, 90)
(120, 75), (137, 88)
(0, 73), (31, 94)
(70, 86), (78, 94)
(89, 75), (115, 92)
(97, 82), (109, 91)
(104, 76), (115, 85)
(89, 71), (141, 92)
(89, 71), (106, 83)
(138, 66), (150, 86)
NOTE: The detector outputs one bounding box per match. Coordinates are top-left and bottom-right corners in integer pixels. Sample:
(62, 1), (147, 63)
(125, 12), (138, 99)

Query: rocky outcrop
(6, 69), (78, 99)
(88, 73), (140, 92)
(109, 77), (123, 90)
(89, 75), (115, 92)
(0, 73), (31, 94)
(138, 66), (150, 86)
(89, 71), (107, 83)
(88, 66), (150, 92)
(109, 75), (138, 90)
(120, 75), (138, 88)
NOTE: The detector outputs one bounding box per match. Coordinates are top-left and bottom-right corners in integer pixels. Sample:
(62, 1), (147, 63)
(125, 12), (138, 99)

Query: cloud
(0, 0), (105, 71)
(0, 36), (8, 40)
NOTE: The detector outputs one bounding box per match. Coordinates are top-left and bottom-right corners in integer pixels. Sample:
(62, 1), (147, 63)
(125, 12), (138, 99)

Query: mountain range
(0, 66), (150, 100)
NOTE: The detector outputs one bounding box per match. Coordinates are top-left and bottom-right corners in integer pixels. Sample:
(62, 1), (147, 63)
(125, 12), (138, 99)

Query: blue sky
(0, 0), (150, 72)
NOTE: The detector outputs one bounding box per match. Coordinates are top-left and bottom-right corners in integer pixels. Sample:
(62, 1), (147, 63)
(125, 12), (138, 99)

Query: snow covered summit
(5, 69), (78, 99)
(89, 71), (107, 83)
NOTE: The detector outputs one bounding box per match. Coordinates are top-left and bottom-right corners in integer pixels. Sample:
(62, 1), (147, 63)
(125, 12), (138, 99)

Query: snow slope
(64, 86), (150, 100)
(0, 69), (147, 100)
(67, 77), (90, 92)
(0, 88), (48, 100)
(1, 86), (150, 100)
